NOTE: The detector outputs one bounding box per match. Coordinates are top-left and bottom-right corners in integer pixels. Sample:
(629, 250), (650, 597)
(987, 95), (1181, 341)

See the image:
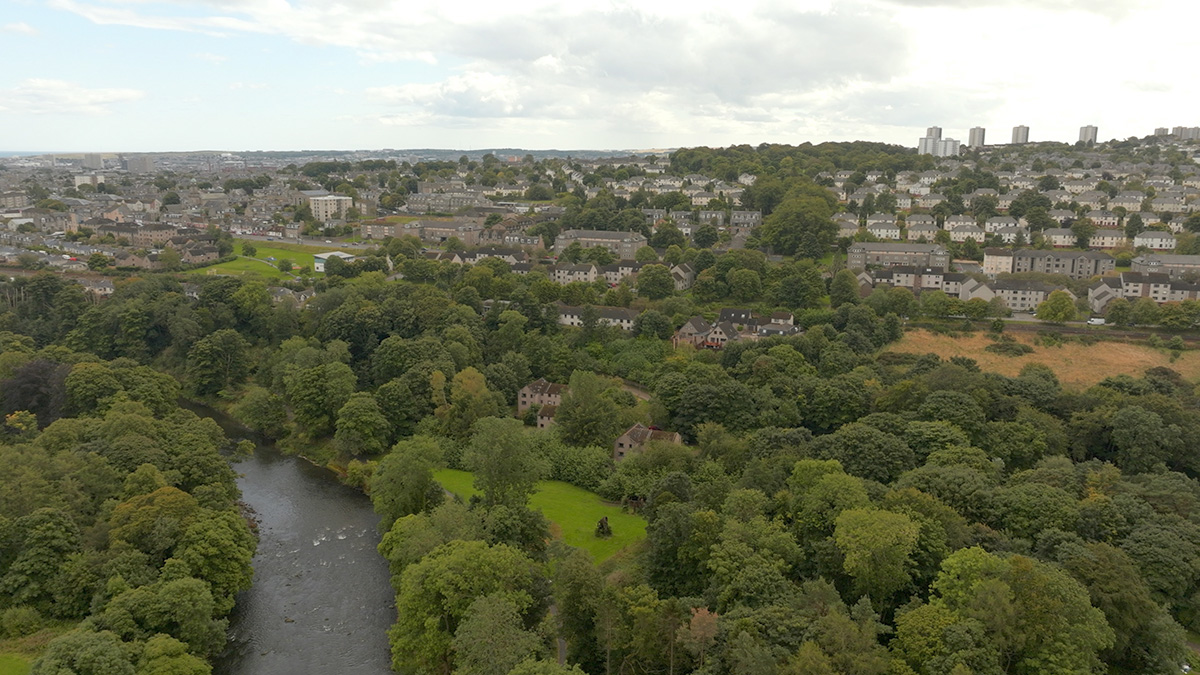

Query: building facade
(847, 243), (951, 270)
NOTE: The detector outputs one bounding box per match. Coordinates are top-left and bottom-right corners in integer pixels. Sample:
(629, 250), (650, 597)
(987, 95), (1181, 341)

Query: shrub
(985, 341), (1034, 357)
(0, 606), (42, 638)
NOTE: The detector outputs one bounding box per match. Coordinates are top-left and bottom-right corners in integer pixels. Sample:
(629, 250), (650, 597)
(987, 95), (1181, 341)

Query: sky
(1, 0), (1197, 153)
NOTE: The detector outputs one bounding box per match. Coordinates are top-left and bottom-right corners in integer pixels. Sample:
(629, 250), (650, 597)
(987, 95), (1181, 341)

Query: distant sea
(0, 151), (50, 157)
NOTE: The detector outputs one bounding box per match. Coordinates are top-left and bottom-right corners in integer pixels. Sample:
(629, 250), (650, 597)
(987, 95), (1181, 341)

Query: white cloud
(193, 52), (227, 64)
(0, 79), (144, 115)
(2, 22), (38, 35)
(42, 0), (1200, 146)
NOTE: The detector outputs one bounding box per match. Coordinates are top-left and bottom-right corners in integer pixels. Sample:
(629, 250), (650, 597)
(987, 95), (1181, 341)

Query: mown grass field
(186, 256), (292, 279)
(237, 241), (319, 269)
(433, 469), (645, 562)
(0, 654), (30, 675)
(887, 329), (1200, 389)
(186, 239), (362, 279)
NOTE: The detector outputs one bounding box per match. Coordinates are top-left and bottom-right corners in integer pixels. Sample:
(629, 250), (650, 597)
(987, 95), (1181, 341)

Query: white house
(313, 250), (356, 273)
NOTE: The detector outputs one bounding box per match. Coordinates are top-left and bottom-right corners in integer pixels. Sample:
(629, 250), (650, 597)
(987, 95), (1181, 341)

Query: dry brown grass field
(887, 329), (1200, 390)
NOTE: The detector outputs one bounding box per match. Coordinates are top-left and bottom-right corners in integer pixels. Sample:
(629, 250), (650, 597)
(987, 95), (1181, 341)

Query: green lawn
(237, 241), (318, 269)
(187, 239), (358, 279)
(0, 654), (31, 675)
(434, 469), (645, 562)
(185, 256), (291, 280)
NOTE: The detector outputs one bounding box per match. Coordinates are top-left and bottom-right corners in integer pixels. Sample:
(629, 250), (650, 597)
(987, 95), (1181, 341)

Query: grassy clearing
(887, 329), (1200, 389)
(434, 469), (646, 562)
(186, 256), (292, 279)
(188, 238), (362, 279)
(0, 625), (73, 673)
(236, 242), (318, 269)
(0, 655), (30, 675)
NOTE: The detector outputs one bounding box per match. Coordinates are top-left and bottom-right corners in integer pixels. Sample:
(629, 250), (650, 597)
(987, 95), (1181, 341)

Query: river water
(181, 402), (396, 675)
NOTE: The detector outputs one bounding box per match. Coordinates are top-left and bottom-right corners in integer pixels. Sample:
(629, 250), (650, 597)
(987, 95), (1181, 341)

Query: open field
(236, 241), (319, 268)
(186, 239), (362, 278)
(887, 329), (1200, 389)
(186, 256), (292, 279)
(0, 655), (30, 675)
(434, 469), (645, 562)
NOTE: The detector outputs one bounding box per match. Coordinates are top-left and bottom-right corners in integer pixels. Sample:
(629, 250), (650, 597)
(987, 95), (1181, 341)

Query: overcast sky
(1, 0), (1196, 153)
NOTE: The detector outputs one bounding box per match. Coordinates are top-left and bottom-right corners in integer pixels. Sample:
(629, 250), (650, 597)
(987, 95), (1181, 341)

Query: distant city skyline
(1, 0), (1199, 152)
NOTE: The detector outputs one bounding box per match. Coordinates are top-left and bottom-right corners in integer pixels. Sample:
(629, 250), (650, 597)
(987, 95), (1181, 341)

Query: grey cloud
(440, 4), (911, 104)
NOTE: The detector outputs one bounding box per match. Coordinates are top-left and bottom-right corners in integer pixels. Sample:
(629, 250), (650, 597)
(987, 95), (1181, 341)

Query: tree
(285, 362), (356, 436)
(87, 252), (111, 270)
(241, 242), (257, 258)
(1035, 290), (1076, 324)
(174, 510), (256, 614)
(726, 268), (762, 303)
(759, 194), (836, 258)
(185, 329), (251, 397)
(136, 634), (210, 675)
(31, 629), (134, 675)
(372, 435), (444, 527)
(812, 422), (915, 484)
(1110, 406), (1176, 473)
(829, 269), (860, 308)
(834, 508), (920, 603)
(1070, 219), (1096, 248)
(159, 246), (182, 271)
(633, 309), (673, 340)
(637, 264), (674, 300)
(634, 246), (659, 263)
(1104, 297), (1132, 325)
(276, 257), (294, 273)
(334, 391), (391, 456)
(440, 368), (505, 438)
(390, 540), (543, 674)
(452, 594), (544, 675)
(930, 547), (1114, 673)
(693, 224), (719, 249)
(1131, 297), (1161, 326)
(651, 224), (686, 249)
(232, 386), (288, 439)
(465, 417), (546, 509)
(1055, 541), (1188, 672)
(555, 371), (623, 448)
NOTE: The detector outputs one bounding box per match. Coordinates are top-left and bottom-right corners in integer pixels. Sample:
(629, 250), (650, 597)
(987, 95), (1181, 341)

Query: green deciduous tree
(389, 540), (543, 674)
(372, 435), (445, 528)
(452, 594), (544, 675)
(834, 508), (920, 603)
(334, 391), (391, 456)
(1035, 290), (1076, 324)
(637, 264), (674, 300)
(31, 629), (134, 675)
(185, 329), (251, 397)
(465, 417), (546, 509)
(829, 269), (860, 308)
(760, 194), (837, 259)
(555, 371), (623, 449)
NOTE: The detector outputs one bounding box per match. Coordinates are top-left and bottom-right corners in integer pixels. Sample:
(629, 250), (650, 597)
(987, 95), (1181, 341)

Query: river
(180, 401), (396, 675)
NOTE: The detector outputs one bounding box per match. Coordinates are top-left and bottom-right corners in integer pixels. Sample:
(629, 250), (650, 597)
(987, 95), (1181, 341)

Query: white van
(1087, 317), (1106, 326)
